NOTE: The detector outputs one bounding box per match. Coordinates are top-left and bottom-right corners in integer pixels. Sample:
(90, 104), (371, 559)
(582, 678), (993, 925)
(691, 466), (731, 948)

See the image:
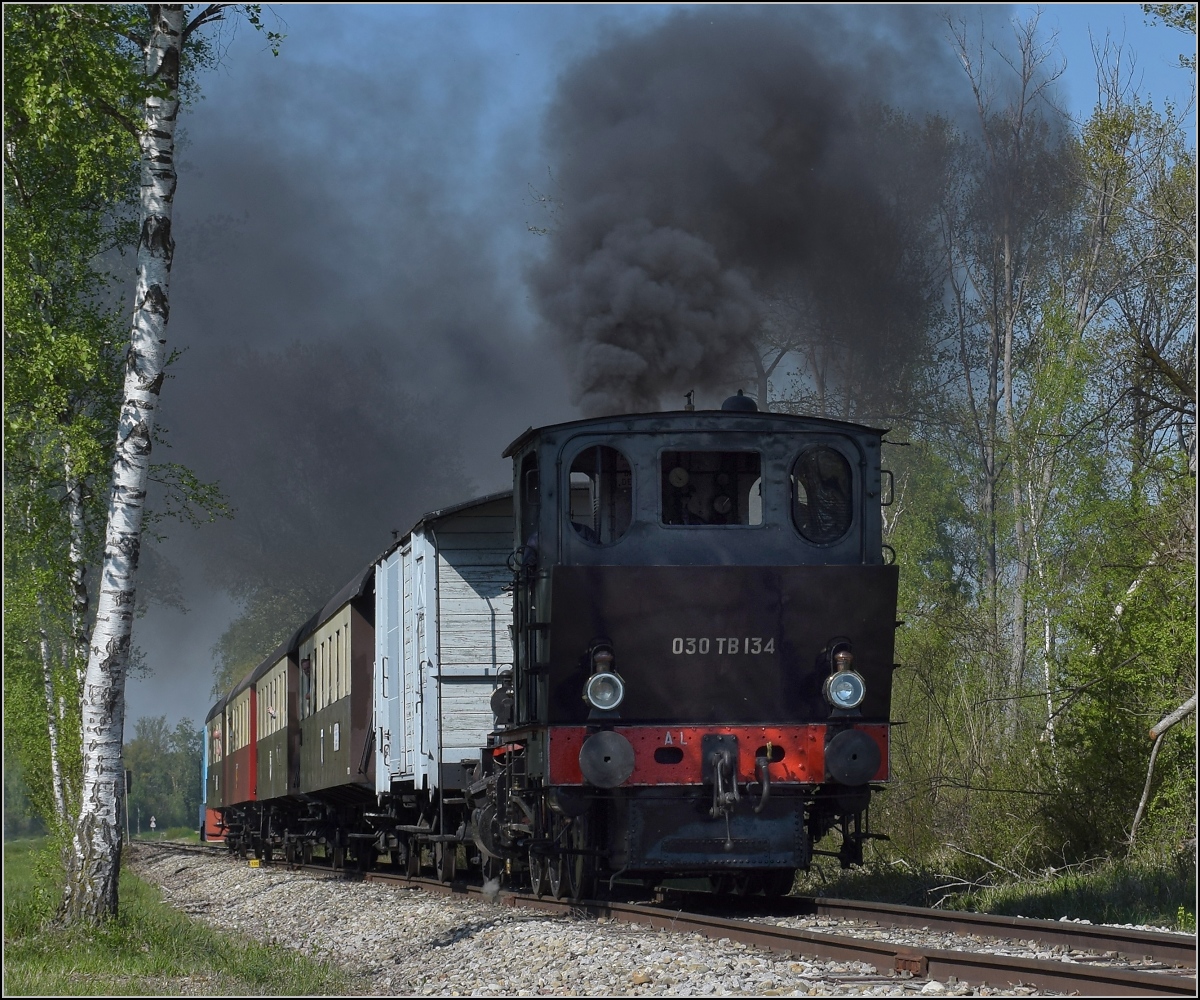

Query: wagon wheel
(528, 850), (546, 898)
(405, 837), (421, 877)
(563, 817), (596, 902)
(434, 841), (457, 883)
(354, 845), (377, 873)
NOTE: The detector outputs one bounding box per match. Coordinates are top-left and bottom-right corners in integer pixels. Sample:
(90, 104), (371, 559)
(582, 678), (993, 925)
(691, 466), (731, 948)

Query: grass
(794, 852), (1197, 931)
(3, 838), (352, 996)
(129, 825), (200, 843)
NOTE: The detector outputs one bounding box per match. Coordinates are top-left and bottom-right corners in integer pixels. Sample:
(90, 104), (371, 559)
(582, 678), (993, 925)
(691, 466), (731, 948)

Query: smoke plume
(531, 6), (992, 416)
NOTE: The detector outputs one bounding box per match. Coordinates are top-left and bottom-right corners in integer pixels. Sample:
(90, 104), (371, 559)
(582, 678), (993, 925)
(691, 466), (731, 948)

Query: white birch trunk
(61, 4), (183, 925)
(38, 599), (69, 829)
(64, 442), (91, 695)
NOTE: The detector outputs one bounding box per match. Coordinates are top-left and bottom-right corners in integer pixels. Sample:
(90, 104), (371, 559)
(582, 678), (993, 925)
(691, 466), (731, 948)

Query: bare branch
(1150, 693), (1198, 739)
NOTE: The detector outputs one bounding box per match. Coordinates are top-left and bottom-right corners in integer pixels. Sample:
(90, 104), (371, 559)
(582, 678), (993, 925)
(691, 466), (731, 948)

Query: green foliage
(4, 5), (144, 838)
(867, 14), (1197, 884)
(124, 717), (204, 834)
(2, 839), (349, 996)
(210, 581), (326, 696)
(1143, 3), (1198, 70)
(3, 3), (234, 840)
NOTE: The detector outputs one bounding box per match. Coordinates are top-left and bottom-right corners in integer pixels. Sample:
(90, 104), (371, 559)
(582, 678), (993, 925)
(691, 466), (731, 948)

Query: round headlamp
(584, 671), (625, 711)
(823, 670), (866, 710)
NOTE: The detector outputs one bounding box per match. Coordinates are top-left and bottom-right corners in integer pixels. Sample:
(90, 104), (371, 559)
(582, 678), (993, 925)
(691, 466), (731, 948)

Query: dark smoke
(531, 6), (999, 417)
(539, 220), (759, 414)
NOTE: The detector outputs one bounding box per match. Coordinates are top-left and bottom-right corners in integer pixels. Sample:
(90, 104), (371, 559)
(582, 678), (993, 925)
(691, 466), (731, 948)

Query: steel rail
(504, 896), (1195, 998)
(803, 896), (1197, 969)
(652, 888), (1198, 968)
(144, 844), (1196, 996)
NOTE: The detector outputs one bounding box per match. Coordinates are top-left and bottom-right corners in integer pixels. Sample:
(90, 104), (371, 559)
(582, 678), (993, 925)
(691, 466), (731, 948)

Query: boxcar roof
(373, 489), (514, 565)
(502, 410), (887, 458)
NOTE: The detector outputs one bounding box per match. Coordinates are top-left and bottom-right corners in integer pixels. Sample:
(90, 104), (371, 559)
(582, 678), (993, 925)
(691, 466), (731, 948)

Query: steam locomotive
(202, 394), (898, 899)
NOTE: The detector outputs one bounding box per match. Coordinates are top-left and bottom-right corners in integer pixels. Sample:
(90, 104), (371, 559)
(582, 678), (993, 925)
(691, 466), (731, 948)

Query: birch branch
(1128, 693), (1197, 850)
(1150, 693), (1198, 740)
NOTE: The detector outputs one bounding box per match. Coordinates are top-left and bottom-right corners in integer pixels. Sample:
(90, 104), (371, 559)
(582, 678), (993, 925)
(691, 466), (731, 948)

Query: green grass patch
(3, 838), (353, 996)
(131, 825), (200, 843)
(794, 852), (1196, 930)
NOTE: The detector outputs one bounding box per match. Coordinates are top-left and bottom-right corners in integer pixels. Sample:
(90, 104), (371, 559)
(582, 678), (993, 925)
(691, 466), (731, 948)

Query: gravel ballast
(129, 845), (1065, 996)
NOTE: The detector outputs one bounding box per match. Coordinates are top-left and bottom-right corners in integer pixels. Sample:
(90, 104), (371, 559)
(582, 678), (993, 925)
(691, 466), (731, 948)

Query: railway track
(146, 840), (1197, 996)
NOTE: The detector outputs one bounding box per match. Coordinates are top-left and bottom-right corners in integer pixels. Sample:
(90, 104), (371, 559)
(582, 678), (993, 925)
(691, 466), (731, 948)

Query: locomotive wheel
(758, 868), (796, 897)
(405, 837), (421, 877)
(528, 851), (546, 898)
(712, 872), (753, 895)
(564, 818), (595, 902)
(547, 851), (566, 899)
(481, 854), (502, 883)
(434, 842), (457, 883)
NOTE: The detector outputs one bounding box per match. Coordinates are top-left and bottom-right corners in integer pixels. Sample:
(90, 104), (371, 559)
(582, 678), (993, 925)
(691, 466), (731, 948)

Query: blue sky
(1030, 3), (1195, 130)
(128, 3), (1195, 728)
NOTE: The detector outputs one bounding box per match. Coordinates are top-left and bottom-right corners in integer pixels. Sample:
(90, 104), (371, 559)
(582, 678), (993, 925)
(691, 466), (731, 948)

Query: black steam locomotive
(203, 393), (898, 900)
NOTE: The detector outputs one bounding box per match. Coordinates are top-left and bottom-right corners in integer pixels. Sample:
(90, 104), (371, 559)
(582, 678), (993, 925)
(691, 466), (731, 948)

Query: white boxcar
(373, 492), (513, 798)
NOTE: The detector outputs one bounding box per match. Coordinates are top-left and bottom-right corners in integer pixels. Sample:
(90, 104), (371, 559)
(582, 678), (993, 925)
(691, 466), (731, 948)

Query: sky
(124, 3), (1196, 730)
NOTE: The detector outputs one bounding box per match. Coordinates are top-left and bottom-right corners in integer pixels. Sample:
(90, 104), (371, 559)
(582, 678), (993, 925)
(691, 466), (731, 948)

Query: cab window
(661, 451), (762, 526)
(568, 446), (633, 544)
(792, 446), (853, 543)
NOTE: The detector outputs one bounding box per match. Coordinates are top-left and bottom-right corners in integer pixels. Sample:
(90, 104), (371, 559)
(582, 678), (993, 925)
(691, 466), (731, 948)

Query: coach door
(374, 551), (405, 793)
(403, 545), (418, 776)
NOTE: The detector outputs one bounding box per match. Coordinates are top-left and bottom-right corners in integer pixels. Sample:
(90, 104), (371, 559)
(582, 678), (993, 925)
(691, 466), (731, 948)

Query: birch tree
(53, 2), (278, 925)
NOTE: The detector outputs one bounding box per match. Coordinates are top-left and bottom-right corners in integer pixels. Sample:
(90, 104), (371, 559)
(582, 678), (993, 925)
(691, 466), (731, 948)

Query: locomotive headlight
(823, 670), (866, 710)
(584, 671), (625, 711)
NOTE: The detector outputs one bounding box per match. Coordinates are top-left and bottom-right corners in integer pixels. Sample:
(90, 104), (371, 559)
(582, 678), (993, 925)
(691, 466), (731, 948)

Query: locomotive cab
(489, 402), (899, 895)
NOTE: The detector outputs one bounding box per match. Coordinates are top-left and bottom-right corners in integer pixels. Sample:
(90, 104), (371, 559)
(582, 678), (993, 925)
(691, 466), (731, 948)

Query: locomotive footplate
(608, 787), (810, 872)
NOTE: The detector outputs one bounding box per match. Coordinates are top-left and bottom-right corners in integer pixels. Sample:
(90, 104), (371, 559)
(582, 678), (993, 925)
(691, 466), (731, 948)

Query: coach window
(791, 446), (853, 543)
(661, 451), (762, 526)
(300, 656), (312, 719)
(568, 446), (633, 544)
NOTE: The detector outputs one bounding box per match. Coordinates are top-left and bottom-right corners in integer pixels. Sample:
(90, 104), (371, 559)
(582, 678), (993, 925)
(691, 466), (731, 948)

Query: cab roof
(502, 409), (887, 458)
